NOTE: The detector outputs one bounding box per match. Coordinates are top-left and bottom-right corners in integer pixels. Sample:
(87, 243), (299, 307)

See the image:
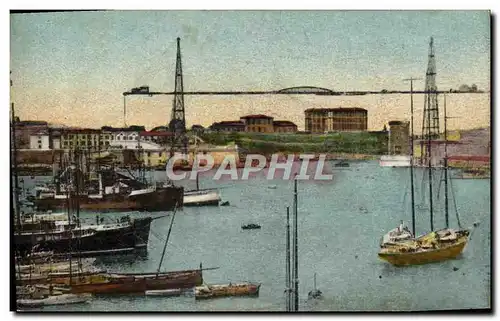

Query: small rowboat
(17, 293), (92, 308)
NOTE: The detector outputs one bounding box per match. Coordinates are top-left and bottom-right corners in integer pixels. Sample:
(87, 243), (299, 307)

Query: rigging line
(448, 175), (462, 229)
(436, 167), (444, 200)
(401, 174), (409, 214)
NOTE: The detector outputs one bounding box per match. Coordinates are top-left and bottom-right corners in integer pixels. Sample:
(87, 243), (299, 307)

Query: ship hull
(15, 218), (152, 257)
(378, 238), (467, 266)
(379, 155), (411, 167)
(183, 190), (221, 207)
(33, 187), (184, 212)
(68, 270), (203, 295)
(195, 283), (260, 300)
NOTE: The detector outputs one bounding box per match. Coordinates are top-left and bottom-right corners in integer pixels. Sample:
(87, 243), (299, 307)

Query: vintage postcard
(9, 10), (491, 312)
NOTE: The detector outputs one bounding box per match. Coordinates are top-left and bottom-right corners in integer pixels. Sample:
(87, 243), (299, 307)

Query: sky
(10, 10), (491, 130)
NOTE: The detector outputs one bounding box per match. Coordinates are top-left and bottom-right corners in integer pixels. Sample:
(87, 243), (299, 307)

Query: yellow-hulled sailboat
(379, 228), (470, 266)
(378, 72), (475, 266)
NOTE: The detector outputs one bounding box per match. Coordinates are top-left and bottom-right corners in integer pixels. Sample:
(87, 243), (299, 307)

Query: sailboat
(307, 273), (322, 299)
(379, 93), (473, 266)
(183, 172), (221, 206)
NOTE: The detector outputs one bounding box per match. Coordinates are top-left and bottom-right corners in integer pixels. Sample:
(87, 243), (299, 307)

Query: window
(38, 144), (42, 149)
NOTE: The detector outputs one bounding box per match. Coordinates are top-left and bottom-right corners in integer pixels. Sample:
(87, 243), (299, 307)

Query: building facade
(29, 130), (51, 150)
(209, 121), (245, 132)
(304, 108), (328, 133)
(14, 120), (49, 149)
(240, 115), (274, 133)
(60, 128), (102, 150)
(140, 130), (172, 146)
(331, 108), (368, 132)
(388, 120), (410, 155)
(305, 107), (368, 133)
(273, 120), (298, 133)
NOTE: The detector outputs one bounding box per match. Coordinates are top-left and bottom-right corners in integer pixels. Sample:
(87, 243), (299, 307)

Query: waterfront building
(60, 128), (102, 150)
(273, 120), (298, 133)
(305, 107), (368, 133)
(388, 120), (410, 155)
(14, 120), (49, 149)
(240, 114), (274, 133)
(140, 130), (172, 146)
(331, 108), (368, 132)
(29, 130), (51, 150)
(209, 121), (245, 132)
(191, 124), (205, 135)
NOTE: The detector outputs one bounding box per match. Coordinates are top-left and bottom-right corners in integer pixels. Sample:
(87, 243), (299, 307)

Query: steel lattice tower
(421, 37), (440, 141)
(169, 37), (188, 157)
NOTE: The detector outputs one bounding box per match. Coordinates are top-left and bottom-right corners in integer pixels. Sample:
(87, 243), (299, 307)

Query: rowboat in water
(145, 288), (194, 297)
(69, 269), (204, 295)
(17, 293), (92, 308)
(194, 282), (261, 300)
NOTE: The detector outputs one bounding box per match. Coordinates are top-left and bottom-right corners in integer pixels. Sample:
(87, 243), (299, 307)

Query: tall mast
(170, 37), (188, 158)
(443, 94), (449, 228)
(10, 78), (21, 229)
(156, 203), (178, 277)
(422, 37), (438, 232)
(427, 100), (434, 231)
(403, 77), (420, 236)
(293, 178), (299, 311)
(285, 206), (291, 311)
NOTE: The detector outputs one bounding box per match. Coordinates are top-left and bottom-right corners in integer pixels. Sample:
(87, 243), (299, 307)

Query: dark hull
(183, 200), (220, 207)
(14, 217), (152, 257)
(32, 186), (184, 212)
(70, 270), (203, 294)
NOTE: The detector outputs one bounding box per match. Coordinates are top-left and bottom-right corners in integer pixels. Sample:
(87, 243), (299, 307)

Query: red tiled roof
(304, 107), (367, 113)
(240, 114), (274, 119)
(447, 155), (490, 162)
(212, 121), (245, 126)
(415, 140), (463, 145)
(273, 120), (297, 127)
(61, 128), (101, 134)
(140, 131), (173, 137)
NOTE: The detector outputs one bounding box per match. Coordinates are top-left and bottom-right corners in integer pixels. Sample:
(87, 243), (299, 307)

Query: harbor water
(21, 160), (491, 311)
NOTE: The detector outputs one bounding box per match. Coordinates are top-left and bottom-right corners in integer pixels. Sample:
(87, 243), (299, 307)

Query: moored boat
(378, 228), (470, 266)
(242, 224), (261, 230)
(17, 293), (92, 308)
(183, 189), (221, 206)
(194, 282), (261, 300)
(68, 269), (204, 295)
(145, 288), (193, 297)
(380, 220), (414, 247)
(15, 215), (154, 257)
(379, 155), (411, 168)
(32, 168), (184, 212)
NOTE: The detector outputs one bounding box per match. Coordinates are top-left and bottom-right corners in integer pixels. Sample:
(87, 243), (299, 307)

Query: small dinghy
(334, 160), (349, 167)
(380, 220), (414, 247)
(17, 293), (92, 308)
(145, 288), (193, 297)
(307, 273), (322, 299)
(242, 223), (261, 230)
(195, 282), (261, 300)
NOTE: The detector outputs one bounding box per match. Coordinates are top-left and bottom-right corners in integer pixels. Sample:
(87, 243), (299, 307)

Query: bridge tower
(420, 36), (440, 165)
(169, 37), (188, 157)
(422, 37), (440, 139)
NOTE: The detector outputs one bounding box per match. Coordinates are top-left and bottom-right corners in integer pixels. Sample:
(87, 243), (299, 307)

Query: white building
(29, 131), (51, 150)
(109, 137), (163, 150)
